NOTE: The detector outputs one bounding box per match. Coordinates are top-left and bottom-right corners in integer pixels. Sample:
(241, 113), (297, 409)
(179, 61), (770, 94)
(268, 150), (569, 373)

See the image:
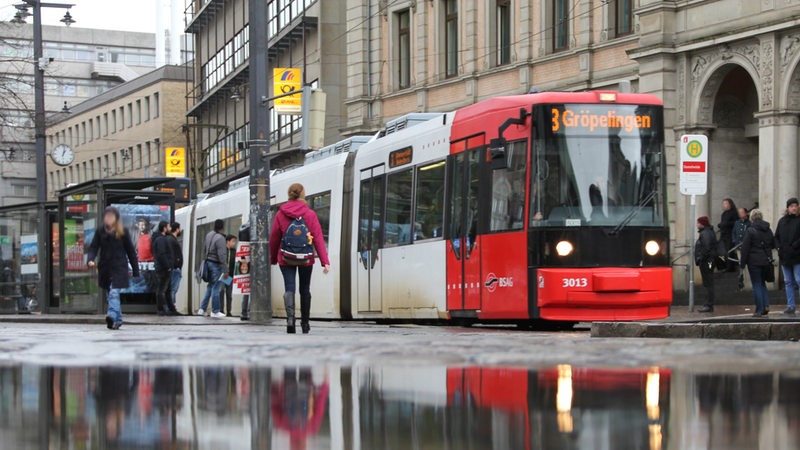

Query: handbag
(761, 241), (776, 283)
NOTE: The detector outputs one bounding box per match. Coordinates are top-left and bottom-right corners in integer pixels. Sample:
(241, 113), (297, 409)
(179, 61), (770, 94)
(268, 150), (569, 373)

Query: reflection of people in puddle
(271, 367), (330, 450)
(94, 367), (139, 444)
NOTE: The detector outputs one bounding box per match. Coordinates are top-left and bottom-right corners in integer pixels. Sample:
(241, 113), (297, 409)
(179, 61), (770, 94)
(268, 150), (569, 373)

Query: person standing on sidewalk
(774, 197), (800, 316)
(695, 216), (717, 313)
(87, 206), (140, 330)
(167, 222), (183, 314)
(152, 221), (175, 316)
(270, 183), (331, 334)
(197, 219), (227, 318)
(740, 209), (775, 317)
(219, 234), (237, 317)
(718, 198), (738, 272)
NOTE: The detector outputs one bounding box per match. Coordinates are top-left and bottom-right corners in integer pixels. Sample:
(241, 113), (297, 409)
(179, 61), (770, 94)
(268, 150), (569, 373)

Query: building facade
(0, 22), (160, 206)
(45, 65), (190, 199)
(183, 0), (347, 192)
(342, 0), (800, 291)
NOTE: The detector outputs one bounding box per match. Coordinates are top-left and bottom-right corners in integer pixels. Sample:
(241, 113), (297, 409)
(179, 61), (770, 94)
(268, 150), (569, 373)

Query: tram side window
(490, 140), (527, 232)
(384, 170), (414, 246)
(307, 191), (331, 245)
(415, 161), (446, 240)
(193, 215), (242, 272)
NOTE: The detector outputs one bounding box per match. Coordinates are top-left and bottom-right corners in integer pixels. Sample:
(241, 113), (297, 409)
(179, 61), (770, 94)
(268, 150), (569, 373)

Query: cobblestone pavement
(1, 317), (799, 371)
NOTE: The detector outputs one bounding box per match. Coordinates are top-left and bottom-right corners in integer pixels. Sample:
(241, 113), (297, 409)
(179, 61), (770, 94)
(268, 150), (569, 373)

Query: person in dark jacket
(774, 197), (800, 316)
(87, 206), (140, 330)
(740, 209), (775, 317)
(732, 207), (750, 248)
(718, 198), (738, 272)
(152, 221), (175, 316)
(270, 183), (331, 334)
(167, 222), (183, 314)
(219, 234), (237, 317)
(695, 216), (717, 312)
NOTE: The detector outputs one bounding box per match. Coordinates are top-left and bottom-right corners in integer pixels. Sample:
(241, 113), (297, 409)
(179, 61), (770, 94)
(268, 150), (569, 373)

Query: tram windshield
(531, 103), (665, 227)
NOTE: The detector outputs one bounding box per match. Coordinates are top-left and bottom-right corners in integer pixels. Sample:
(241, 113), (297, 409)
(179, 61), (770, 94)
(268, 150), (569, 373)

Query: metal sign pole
(689, 194), (696, 312)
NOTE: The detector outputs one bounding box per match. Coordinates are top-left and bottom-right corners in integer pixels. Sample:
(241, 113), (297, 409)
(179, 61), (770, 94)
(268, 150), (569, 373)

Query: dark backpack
(280, 216), (314, 265)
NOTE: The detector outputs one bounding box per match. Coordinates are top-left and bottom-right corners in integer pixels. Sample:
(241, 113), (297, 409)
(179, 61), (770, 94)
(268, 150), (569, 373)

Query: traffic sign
(165, 147), (186, 178)
(273, 68), (302, 115)
(679, 134), (708, 196)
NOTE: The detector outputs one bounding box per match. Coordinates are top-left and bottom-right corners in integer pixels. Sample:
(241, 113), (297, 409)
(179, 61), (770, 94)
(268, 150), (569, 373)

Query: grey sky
(0, 0), (158, 34)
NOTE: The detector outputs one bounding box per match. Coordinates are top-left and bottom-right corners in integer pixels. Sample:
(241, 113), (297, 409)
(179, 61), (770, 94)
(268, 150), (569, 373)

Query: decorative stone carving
(760, 39), (774, 109)
(780, 34), (800, 74)
(691, 55), (708, 85)
(696, 67), (730, 125)
(677, 57), (686, 124)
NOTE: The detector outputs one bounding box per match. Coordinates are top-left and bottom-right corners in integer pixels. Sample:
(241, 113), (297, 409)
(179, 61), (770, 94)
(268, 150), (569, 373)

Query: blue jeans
(199, 261), (223, 313)
(107, 288), (123, 325)
(279, 265), (313, 296)
(171, 269), (182, 307)
(748, 266), (770, 314)
(781, 264), (800, 309)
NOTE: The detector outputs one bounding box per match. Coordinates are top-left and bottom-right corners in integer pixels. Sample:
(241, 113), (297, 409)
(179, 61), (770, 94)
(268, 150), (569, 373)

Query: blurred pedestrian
(732, 207), (750, 249)
(695, 216), (717, 313)
(220, 234), (237, 317)
(197, 219), (227, 318)
(87, 206), (140, 330)
(168, 222), (183, 314)
(740, 209), (774, 317)
(718, 198), (738, 272)
(774, 197), (800, 316)
(152, 221), (174, 316)
(270, 183), (331, 334)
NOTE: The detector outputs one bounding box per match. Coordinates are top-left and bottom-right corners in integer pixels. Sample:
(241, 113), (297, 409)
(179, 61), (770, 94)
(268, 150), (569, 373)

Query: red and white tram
(176, 90), (672, 323)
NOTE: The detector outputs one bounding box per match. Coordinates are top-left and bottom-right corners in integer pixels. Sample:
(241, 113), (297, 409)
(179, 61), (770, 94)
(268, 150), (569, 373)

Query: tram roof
(453, 91), (663, 123)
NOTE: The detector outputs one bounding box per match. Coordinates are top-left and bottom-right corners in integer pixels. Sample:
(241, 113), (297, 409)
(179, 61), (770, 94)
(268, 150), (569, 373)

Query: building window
(135, 100), (141, 125)
(112, 152), (118, 175)
(496, 0), (511, 66)
(144, 96), (151, 122)
(89, 159), (94, 179)
(444, 0), (458, 78)
(103, 113), (109, 136)
(615, 0), (633, 37)
(136, 144), (142, 169)
(103, 155), (109, 177)
(145, 142), (151, 166)
(397, 10), (411, 89)
(81, 122), (86, 144)
(88, 119), (94, 142)
(153, 93), (160, 118)
(553, 0), (569, 52)
(153, 139), (161, 163)
(119, 107), (125, 130)
(127, 104), (133, 127)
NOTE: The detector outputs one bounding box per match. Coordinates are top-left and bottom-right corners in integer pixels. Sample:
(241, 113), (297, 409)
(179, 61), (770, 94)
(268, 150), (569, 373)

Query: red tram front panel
(476, 232), (529, 319)
(537, 267), (672, 321)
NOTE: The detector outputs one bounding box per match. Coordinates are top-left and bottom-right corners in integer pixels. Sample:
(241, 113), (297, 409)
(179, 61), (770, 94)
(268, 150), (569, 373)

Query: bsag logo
(485, 273), (513, 293)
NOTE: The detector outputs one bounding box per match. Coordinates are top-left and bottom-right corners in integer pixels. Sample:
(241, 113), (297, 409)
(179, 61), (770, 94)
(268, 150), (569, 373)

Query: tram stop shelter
(0, 202), (57, 314)
(55, 178), (183, 314)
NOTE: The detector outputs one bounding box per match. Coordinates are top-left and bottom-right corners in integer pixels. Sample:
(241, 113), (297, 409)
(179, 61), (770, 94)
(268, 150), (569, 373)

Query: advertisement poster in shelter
(233, 242), (250, 295)
(113, 204), (172, 294)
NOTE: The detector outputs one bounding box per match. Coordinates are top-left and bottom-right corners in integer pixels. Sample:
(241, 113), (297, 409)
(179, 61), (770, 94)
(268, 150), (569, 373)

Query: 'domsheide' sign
(679, 134), (708, 196)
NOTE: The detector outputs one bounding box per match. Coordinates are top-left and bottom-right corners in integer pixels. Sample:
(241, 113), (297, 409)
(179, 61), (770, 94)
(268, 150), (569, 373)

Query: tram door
(356, 166), (385, 312)
(446, 149), (483, 311)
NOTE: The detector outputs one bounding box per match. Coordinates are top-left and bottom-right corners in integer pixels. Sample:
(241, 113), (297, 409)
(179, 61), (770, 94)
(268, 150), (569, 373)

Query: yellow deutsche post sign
(273, 68), (302, 114)
(165, 147), (186, 177)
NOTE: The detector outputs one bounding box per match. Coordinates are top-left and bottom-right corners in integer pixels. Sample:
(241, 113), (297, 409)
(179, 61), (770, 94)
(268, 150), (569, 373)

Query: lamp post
(14, 1), (74, 313)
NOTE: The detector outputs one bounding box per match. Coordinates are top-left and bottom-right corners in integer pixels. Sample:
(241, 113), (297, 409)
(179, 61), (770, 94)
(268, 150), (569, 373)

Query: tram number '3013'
(562, 278), (588, 288)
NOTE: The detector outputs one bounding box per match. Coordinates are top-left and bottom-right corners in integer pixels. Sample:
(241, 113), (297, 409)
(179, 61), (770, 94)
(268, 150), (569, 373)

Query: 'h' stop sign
(679, 134), (708, 196)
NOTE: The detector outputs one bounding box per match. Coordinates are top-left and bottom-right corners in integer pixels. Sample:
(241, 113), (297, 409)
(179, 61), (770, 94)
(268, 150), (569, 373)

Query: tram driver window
(490, 140), (527, 233)
(307, 192), (331, 245)
(384, 170), (413, 246)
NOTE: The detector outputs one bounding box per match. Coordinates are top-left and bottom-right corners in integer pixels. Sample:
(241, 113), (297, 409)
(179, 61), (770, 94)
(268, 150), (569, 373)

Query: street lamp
(15, 0), (75, 314)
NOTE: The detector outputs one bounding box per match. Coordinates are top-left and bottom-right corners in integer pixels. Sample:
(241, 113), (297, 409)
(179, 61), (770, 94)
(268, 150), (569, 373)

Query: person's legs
(240, 294), (250, 320)
(224, 284), (233, 316)
(280, 265), (297, 332)
(170, 268), (182, 311)
(209, 262), (223, 314)
(155, 271), (171, 314)
(107, 288), (123, 328)
(782, 264), (797, 313)
(699, 262), (714, 310)
(298, 265), (313, 333)
(748, 266), (766, 314)
(218, 283), (226, 314)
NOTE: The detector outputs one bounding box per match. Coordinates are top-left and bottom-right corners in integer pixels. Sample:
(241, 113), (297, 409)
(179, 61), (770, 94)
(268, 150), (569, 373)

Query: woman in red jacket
(270, 183), (331, 334)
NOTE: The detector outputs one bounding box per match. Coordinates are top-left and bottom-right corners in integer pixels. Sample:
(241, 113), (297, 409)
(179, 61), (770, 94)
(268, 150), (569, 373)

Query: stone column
(756, 111), (799, 223)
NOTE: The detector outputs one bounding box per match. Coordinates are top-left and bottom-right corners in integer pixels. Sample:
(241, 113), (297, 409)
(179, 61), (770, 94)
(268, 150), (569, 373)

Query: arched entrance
(697, 64), (760, 216)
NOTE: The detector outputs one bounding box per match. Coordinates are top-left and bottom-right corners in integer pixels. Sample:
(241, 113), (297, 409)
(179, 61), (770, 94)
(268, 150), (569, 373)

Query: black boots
(300, 294), (311, 334)
(284, 292), (296, 333)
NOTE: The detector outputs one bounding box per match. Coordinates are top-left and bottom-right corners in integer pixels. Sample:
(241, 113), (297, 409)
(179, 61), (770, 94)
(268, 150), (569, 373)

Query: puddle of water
(1, 364), (798, 450)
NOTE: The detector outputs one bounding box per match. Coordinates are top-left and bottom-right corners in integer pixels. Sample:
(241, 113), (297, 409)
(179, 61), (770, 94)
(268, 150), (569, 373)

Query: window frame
(397, 9), (411, 89)
(614, 0), (633, 37)
(553, 0), (569, 52)
(444, 0), (458, 78)
(496, 0), (511, 66)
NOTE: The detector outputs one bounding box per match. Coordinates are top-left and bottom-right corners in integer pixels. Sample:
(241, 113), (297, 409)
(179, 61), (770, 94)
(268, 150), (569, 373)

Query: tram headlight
(645, 240), (660, 256)
(555, 240), (574, 256)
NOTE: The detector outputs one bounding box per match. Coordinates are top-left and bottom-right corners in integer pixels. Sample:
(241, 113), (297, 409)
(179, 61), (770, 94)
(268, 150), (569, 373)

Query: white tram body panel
(349, 113), (453, 320)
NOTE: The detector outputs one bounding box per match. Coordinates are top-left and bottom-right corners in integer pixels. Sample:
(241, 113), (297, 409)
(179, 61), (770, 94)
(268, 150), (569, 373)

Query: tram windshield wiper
(609, 190), (658, 236)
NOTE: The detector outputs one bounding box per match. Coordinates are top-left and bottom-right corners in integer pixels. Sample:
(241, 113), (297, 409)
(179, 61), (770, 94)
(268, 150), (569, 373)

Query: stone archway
(696, 64), (760, 217)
